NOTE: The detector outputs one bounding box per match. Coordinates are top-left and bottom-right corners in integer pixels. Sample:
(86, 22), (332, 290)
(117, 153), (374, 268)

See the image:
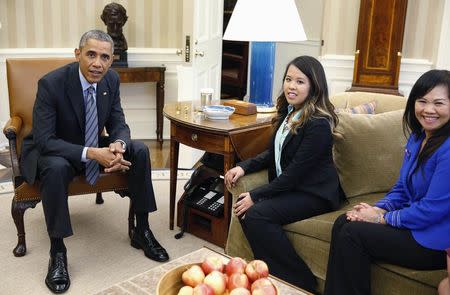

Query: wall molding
(320, 54), (433, 98)
(0, 48), (184, 140)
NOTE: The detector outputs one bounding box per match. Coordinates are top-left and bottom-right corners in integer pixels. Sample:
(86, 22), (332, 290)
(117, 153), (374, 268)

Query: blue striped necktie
(85, 86), (99, 185)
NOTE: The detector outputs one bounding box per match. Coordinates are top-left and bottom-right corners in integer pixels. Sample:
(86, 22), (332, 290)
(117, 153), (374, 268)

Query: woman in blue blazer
(225, 56), (343, 292)
(324, 69), (450, 295)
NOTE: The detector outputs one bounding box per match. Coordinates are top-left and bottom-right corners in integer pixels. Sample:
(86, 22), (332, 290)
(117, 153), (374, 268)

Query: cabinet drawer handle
(191, 134), (198, 142)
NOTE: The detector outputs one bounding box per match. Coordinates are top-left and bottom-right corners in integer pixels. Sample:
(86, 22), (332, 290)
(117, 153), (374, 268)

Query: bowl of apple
(156, 255), (278, 295)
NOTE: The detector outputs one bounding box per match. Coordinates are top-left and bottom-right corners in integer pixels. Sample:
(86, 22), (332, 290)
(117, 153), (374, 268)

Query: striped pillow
(336, 100), (377, 114)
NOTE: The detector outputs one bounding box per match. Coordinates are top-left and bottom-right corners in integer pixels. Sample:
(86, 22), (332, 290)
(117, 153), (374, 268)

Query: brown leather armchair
(2, 58), (134, 257)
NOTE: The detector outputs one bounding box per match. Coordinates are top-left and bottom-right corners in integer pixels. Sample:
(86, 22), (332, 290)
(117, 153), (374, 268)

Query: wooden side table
(164, 102), (274, 247)
(113, 67), (166, 143)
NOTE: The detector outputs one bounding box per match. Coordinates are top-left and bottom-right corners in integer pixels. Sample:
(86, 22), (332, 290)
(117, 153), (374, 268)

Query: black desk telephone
(183, 176), (224, 217)
(174, 165), (224, 240)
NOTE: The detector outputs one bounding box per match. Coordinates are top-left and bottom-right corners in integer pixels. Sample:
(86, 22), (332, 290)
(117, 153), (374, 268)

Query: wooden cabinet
(349, 0), (408, 95)
(221, 40), (249, 99)
(221, 3), (249, 99)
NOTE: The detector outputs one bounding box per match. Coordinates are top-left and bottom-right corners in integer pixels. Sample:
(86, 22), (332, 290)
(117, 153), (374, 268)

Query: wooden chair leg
(11, 199), (39, 257)
(95, 192), (104, 204)
(128, 199), (135, 240)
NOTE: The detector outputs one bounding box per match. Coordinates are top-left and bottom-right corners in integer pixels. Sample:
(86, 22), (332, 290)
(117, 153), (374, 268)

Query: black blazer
(20, 62), (131, 184)
(238, 116), (343, 209)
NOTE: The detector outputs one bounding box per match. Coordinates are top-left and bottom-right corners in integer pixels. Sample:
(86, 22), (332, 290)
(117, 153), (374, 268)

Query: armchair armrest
(228, 169), (268, 200)
(3, 116), (23, 139)
(3, 116), (23, 180)
(225, 169), (268, 259)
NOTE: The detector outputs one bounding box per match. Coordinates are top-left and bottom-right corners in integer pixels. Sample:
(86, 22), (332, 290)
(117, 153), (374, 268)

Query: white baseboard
(152, 169), (193, 181)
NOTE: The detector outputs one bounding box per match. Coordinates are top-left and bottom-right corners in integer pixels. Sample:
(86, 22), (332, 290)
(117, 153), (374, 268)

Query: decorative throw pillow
(333, 109), (406, 198)
(335, 100), (377, 114)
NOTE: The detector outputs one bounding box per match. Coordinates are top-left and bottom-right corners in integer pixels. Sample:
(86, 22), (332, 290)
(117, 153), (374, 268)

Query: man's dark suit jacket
(20, 62), (131, 184)
(237, 116), (344, 209)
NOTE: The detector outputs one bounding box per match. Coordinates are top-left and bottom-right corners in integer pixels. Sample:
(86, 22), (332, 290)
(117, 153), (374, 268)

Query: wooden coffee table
(94, 247), (311, 295)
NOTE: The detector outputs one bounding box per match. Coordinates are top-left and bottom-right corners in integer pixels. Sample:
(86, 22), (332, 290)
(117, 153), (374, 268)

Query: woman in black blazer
(225, 56), (343, 292)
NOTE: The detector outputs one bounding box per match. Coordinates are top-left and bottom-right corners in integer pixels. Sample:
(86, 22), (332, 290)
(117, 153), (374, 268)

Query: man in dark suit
(20, 30), (169, 294)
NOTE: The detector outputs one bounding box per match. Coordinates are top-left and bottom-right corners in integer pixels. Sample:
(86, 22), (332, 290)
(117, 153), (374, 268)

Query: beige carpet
(0, 178), (223, 295)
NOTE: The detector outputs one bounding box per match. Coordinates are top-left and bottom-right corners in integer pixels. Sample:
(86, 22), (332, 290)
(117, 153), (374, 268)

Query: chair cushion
(14, 172), (129, 202)
(333, 109), (406, 198)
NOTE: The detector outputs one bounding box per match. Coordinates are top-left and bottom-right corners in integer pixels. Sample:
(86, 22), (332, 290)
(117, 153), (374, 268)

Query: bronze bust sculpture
(101, 2), (128, 67)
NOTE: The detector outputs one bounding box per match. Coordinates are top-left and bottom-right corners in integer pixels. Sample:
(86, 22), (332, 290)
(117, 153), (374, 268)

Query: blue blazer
(376, 133), (450, 250)
(20, 62), (131, 184)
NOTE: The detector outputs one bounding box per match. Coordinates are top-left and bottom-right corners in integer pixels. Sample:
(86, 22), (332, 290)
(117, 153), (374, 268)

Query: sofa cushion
(283, 193), (385, 243)
(333, 109), (406, 198)
(331, 91), (406, 114)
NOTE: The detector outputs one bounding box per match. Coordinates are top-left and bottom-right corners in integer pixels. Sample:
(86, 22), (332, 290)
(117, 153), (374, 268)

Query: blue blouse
(375, 133), (450, 250)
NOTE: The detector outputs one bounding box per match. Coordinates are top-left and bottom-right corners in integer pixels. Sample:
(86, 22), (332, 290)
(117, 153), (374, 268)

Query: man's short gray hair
(79, 30), (114, 53)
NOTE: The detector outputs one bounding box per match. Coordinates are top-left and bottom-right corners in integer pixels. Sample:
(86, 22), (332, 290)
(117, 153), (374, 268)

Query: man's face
(74, 38), (113, 84)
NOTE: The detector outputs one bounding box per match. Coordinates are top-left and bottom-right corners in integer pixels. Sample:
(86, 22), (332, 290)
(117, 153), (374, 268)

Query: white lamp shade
(223, 0), (307, 42)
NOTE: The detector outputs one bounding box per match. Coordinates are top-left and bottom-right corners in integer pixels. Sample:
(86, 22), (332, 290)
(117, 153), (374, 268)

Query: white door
(177, 0), (224, 168)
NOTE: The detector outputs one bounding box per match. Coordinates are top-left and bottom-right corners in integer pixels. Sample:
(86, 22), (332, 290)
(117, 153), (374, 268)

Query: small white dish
(203, 105), (235, 120)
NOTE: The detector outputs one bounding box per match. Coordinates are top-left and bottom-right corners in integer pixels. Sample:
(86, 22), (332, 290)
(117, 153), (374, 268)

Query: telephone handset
(183, 176), (224, 217)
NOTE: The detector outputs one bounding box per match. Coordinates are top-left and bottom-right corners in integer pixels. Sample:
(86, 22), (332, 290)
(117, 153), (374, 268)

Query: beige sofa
(225, 92), (447, 294)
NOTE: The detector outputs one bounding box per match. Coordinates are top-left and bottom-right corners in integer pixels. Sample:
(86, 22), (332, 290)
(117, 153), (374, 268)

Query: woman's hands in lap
(233, 193), (254, 218)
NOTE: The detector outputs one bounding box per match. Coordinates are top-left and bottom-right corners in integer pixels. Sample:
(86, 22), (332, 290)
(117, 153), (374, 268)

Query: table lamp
(223, 0), (307, 112)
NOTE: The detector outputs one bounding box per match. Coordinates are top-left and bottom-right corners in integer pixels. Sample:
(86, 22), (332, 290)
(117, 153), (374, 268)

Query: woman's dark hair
(274, 56), (338, 132)
(403, 69), (450, 168)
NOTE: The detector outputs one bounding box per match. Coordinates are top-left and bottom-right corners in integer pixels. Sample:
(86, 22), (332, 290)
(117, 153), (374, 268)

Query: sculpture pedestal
(112, 51), (128, 68)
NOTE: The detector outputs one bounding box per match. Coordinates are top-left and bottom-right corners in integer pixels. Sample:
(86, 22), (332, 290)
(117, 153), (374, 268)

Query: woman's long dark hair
(274, 56), (338, 133)
(403, 69), (450, 169)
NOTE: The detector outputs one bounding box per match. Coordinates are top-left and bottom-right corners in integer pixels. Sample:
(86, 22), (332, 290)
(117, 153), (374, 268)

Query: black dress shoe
(131, 229), (169, 262)
(45, 252), (70, 294)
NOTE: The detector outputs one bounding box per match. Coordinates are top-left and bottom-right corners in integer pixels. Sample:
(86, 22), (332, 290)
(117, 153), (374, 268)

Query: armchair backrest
(6, 58), (75, 154)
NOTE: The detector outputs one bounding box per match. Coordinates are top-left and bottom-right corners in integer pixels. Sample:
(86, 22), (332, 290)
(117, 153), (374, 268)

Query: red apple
(251, 284), (277, 295)
(193, 283), (215, 295)
(229, 287), (251, 295)
(245, 260), (269, 282)
(182, 265), (206, 287)
(227, 272), (250, 291)
(225, 257), (247, 276)
(201, 255), (225, 275)
(178, 285), (194, 295)
(250, 278), (274, 292)
(203, 270), (226, 295)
